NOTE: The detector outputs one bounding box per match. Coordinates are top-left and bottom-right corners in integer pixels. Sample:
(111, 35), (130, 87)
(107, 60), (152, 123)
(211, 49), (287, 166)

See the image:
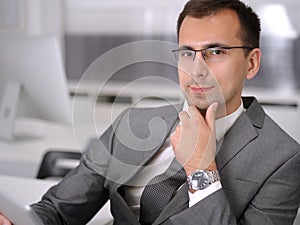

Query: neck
(215, 103), (227, 119)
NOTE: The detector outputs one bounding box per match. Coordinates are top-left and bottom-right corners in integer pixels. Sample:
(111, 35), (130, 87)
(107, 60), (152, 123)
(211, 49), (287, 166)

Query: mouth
(189, 85), (213, 93)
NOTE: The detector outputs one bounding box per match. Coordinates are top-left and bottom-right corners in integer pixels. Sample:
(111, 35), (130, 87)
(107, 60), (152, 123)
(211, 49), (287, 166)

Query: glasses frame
(172, 46), (254, 62)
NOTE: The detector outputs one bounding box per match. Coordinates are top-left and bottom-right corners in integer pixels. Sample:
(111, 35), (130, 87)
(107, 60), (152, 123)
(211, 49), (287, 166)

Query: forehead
(179, 9), (242, 47)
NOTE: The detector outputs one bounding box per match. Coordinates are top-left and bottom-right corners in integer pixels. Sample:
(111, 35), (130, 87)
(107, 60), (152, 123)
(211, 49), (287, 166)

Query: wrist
(205, 161), (218, 171)
(184, 160), (218, 176)
(187, 169), (220, 191)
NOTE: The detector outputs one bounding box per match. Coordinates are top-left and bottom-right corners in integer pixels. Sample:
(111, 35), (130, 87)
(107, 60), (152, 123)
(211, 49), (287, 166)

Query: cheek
(178, 70), (189, 87)
(212, 64), (245, 89)
(208, 67), (225, 88)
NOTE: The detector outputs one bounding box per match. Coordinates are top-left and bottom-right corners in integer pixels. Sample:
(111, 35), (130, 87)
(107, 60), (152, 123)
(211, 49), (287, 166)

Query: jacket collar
(111, 103), (183, 187)
(216, 97), (265, 170)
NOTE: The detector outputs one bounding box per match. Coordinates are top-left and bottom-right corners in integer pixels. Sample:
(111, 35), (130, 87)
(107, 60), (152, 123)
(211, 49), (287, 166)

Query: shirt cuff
(188, 181), (222, 207)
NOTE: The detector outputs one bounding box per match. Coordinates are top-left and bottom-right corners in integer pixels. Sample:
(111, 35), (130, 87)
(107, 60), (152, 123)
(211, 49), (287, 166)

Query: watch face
(190, 170), (209, 190)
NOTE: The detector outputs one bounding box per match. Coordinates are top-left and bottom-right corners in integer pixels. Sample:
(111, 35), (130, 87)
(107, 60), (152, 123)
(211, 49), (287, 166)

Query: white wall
(64, 0), (187, 35)
(0, 0), (64, 43)
(64, 0), (300, 36)
(1, 0), (299, 42)
(1, 0), (299, 39)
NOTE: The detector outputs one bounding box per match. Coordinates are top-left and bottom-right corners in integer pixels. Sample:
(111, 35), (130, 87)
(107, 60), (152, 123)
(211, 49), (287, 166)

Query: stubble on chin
(184, 92), (210, 111)
(183, 88), (225, 115)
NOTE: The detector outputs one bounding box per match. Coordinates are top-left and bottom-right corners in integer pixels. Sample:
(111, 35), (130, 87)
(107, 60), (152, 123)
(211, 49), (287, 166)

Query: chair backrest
(36, 150), (82, 179)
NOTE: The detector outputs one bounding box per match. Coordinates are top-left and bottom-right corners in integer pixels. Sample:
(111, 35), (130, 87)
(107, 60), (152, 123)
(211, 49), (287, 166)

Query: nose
(190, 54), (209, 79)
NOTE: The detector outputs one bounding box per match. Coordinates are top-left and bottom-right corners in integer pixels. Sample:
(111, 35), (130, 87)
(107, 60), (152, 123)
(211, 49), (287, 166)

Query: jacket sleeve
(30, 110), (126, 225)
(31, 157), (109, 225)
(169, 151), (300, 225)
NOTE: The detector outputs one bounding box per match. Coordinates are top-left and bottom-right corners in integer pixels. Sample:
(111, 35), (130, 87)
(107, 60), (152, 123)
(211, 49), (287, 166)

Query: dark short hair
(177, 0), (261, 48)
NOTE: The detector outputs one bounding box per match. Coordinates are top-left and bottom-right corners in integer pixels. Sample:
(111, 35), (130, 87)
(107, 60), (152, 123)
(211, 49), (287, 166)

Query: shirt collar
(182, 100), (244, 142)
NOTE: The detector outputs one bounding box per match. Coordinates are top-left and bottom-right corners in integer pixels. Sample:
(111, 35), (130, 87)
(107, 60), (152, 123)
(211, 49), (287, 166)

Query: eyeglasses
(172, 46), (254, 63)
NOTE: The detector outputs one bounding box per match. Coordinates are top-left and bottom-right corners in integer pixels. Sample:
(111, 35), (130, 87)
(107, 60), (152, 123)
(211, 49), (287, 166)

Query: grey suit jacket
(32, 97), (300, 225)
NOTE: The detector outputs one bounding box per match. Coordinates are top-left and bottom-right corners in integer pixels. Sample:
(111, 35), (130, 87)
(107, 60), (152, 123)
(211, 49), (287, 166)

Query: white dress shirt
(123, 100), (244, 217)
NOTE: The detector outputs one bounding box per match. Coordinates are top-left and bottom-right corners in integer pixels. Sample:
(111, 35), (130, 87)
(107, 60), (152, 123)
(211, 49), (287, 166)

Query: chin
(186, 97), (210, 110)
(194, 103), (210, 111)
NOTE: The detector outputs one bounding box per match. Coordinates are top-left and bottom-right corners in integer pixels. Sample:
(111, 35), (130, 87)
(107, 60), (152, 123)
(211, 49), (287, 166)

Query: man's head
(175, 0), (261, 117)
(177, 0), (261, 50)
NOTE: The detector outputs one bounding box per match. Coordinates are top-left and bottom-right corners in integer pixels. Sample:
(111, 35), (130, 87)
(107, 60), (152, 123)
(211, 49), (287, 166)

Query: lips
(189, 85), (213, 93)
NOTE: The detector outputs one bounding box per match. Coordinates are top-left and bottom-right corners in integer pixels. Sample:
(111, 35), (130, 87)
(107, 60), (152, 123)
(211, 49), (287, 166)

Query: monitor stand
(0, 82), (21, 140)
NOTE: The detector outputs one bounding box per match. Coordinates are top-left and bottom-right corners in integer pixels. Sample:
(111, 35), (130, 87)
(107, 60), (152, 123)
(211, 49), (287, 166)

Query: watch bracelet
(207, 170), (221, 184)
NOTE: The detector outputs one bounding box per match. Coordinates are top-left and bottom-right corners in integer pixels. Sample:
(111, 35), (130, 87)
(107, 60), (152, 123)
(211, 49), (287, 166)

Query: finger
(0, 214), (12, 225)
(189, 105), (206, 126)
(188, 105), (200, 118)
(171, 125), (181, 141)
(206, 102), (219, 130)
(171, 125), (182, 151)
(178, 111), (189, 125)
(174, 124), (182, 134)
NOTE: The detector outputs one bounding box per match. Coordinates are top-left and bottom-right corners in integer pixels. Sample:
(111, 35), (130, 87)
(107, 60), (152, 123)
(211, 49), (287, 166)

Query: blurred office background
(0, 0), (299, 88)
(0, 1), (299, 224)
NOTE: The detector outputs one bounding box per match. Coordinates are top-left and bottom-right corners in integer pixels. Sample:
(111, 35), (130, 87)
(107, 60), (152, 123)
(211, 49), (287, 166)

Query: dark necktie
(139, 158), (187, 225)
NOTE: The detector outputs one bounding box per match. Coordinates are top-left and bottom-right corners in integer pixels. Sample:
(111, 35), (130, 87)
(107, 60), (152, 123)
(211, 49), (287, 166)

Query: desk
(0, 175), (113, 225)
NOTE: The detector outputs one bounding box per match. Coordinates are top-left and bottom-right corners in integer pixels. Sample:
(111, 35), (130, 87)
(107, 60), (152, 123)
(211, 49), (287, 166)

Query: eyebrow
(178, 42), (230, 50)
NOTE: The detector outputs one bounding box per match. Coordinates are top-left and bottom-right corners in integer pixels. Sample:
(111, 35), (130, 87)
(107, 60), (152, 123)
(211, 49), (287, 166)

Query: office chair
(36, 150), (82, 179)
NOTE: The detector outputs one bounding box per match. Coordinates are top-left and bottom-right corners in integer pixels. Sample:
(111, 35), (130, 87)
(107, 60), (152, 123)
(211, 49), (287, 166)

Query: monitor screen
(0, 36), (72, 140)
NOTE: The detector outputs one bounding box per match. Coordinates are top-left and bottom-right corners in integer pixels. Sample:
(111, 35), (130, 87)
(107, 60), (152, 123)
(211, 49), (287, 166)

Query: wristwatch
(187, 170), (220, 190)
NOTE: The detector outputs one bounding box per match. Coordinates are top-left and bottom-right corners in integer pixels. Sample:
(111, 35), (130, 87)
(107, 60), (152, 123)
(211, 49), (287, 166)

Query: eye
(202, 47), (228, 61)
(180, 50), (194, 58)
(207, 48), (226, 55)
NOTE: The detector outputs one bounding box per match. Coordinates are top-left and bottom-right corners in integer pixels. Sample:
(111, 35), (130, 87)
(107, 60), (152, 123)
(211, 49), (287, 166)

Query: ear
(246, 48), (261, 80)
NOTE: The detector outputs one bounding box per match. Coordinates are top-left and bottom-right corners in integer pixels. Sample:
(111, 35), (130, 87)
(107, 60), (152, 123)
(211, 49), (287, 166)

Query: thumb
(171, 125), (181, 150)
(206, 102), (219, 130)
(0, 214), (12, 225)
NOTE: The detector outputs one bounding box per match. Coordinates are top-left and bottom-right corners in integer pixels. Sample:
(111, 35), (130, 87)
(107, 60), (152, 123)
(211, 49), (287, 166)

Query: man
(1, 0), (300, 224)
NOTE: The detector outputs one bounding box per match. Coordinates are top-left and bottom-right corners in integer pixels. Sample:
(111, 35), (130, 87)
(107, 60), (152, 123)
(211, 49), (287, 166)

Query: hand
(0, 214), (12, 225)
(171, 102), (218, 176)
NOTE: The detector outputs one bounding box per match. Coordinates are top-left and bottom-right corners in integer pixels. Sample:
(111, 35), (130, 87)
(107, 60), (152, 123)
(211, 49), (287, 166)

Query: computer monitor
(0, 36), (72, 140)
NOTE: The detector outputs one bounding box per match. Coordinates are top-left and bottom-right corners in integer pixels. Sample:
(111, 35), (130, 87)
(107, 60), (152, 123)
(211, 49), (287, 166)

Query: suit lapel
(113, 103), (182, 186)
(107, 103), (182, 224)
(153, 182), (189, 225)
(216, 97), (264, 170)
(106, 102), (182, 189)
(216, 113), (258, 170)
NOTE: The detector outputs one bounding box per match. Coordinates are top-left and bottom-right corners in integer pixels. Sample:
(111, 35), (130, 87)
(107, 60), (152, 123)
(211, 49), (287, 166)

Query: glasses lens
(173, 49), (195, 62)
(203, 47), (228, 61)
